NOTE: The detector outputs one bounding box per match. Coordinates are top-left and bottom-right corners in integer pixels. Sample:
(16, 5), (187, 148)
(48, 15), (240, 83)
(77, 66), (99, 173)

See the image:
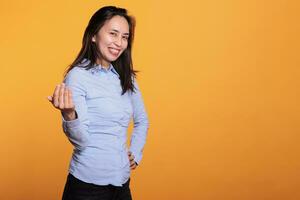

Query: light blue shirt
(62, 59), (149, 186)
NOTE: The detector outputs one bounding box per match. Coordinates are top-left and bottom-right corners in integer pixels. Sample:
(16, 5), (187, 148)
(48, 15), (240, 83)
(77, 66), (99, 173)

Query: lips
(108, 47), (121, 56)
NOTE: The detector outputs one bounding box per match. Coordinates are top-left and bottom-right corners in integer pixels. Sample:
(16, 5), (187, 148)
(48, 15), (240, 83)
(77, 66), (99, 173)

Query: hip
(62, 173), (132, 200)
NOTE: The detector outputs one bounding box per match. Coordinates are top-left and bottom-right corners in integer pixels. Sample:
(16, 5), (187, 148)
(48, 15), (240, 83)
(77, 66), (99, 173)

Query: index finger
(68, 88), (74, 108)
(52, 84), (61, 107)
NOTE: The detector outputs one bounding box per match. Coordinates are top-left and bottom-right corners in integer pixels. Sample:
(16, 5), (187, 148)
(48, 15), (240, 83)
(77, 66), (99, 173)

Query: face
(92, 15), (130, 67)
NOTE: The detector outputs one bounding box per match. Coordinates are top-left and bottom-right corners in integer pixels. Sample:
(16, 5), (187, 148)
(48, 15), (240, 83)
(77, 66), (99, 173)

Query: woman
(48, 6), (149, 200)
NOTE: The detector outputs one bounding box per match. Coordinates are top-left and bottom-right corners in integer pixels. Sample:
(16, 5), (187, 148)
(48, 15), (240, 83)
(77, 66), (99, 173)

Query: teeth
(109, 48), (120, 55)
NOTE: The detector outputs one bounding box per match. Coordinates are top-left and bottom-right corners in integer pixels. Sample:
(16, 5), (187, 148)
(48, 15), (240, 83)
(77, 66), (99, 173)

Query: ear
(92, 36), (96, 43)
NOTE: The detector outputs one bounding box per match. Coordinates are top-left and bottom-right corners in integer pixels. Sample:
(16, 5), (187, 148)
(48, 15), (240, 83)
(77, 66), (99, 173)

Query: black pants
(62, 173), (132, 200)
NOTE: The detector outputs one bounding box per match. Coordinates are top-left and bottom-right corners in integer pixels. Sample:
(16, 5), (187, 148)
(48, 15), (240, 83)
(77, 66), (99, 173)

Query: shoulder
(66, 66), (89, 77)
(129, 76), (141, 96)
(133, 76), (140, 89)
(64, 67), (90, 82)
(66, 59), (93, 76)
(63, 67), (91, 91)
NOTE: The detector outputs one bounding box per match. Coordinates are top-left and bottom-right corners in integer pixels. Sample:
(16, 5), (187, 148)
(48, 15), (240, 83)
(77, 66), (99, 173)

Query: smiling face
(92, 15), (130, 67)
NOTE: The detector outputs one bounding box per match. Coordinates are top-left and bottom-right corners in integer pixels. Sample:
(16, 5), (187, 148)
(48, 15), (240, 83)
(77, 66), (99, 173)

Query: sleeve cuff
(130, 149), (143, 165)
(61, 111), (80, 129)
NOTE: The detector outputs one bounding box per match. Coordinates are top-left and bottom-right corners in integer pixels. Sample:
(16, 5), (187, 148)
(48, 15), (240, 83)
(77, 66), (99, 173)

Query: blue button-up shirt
(61, 59), (149, 186)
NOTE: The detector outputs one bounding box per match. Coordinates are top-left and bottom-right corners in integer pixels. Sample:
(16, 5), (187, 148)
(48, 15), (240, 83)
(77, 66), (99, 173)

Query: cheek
(122, 41), (128, 49)
(100, 35), (113, 46)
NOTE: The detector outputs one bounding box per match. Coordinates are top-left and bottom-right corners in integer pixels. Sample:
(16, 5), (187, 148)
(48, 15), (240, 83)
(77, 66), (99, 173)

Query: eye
(122, 36), (129, 40)
(110, 32), (117, 36)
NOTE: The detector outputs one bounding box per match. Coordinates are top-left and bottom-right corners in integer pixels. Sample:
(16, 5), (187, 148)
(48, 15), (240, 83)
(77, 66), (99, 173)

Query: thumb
(47, 96), (53, 101)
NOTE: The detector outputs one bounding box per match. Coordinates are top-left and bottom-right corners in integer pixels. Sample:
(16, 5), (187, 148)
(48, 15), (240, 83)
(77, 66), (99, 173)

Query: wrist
(62, 110), (77, 121)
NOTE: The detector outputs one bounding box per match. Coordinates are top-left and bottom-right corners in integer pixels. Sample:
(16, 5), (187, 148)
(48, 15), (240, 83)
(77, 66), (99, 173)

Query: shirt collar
(80, 58), (120, 78)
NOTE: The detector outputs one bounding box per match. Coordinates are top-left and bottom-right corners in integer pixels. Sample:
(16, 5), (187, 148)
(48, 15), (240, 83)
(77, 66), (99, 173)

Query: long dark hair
(64, 6), (138, 95)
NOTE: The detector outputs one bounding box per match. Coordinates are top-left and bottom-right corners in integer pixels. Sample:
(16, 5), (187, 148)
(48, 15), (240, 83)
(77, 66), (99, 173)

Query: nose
(114, 36), (122, 47)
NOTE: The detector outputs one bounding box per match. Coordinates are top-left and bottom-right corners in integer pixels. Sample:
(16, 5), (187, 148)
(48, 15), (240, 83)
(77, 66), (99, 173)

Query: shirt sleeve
(129, 78), (150, 165)
(61, 68), (90, 151)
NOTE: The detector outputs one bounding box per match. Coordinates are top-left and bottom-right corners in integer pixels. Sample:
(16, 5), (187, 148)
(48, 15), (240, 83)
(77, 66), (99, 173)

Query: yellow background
(1, 0), (299, 199)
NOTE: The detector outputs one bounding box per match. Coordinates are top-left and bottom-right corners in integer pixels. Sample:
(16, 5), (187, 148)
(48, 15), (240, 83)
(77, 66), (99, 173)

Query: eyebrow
(111, 29), (129, 35)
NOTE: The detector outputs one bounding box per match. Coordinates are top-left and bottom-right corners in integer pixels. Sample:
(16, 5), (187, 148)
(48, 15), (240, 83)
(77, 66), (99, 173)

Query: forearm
(62, 112), (90, 150)
(129, 119), (149, 164)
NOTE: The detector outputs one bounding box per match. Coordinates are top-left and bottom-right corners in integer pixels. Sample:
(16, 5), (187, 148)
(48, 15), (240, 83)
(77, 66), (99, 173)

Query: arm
(62, 69), (90, 151)
(129, 78), (150, 165)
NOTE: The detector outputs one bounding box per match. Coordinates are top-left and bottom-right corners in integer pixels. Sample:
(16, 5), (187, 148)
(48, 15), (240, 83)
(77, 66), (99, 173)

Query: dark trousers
(62, 173), (132, 200)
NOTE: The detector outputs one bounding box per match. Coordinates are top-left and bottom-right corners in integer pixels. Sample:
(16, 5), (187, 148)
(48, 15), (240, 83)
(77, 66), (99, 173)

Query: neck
(96, 58), (110, 69)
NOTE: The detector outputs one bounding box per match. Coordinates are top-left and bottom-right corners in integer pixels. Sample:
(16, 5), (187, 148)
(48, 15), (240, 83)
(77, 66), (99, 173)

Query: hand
(128, 151), (138, 170)
(47, 83), (76, 121)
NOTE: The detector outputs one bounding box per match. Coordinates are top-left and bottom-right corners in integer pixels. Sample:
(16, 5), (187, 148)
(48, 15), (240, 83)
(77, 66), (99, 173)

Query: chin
(108, 58), (118, 62)
(109, 55), (121, 61)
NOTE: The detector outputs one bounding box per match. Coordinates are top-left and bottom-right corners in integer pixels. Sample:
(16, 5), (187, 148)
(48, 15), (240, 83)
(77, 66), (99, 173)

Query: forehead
(102, 15), (129, 33)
